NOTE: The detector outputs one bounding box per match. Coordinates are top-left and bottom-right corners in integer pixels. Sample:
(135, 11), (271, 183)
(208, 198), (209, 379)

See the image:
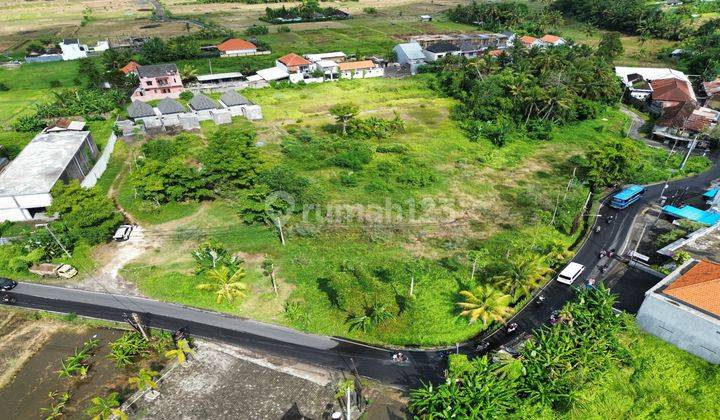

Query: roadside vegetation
(409, 286), (720, 418)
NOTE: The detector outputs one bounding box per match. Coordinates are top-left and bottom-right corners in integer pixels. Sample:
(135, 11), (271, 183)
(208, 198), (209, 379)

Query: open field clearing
(113, 76), (707, 346)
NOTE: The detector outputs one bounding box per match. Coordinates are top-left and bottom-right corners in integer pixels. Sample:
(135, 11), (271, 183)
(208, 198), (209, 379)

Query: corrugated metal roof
(394, 43), (425, 60)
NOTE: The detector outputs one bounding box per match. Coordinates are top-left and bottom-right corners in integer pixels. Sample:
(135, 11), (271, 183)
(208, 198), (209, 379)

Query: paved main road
(7, 158), (720, 387)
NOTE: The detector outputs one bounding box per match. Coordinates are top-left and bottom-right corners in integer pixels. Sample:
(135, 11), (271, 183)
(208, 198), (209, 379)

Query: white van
(557, 262), (585, 285)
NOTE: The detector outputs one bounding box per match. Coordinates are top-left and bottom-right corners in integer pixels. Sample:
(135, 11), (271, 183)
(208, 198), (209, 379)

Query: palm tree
(347, 303), (393, 332)
(85, 392), (127, 420)
(128, 368), (159, 391)
(165, 338), (195, 365)
(457, 285), (513, 326)
(196, 265), (247, 304)
(493, 255), (552, 300)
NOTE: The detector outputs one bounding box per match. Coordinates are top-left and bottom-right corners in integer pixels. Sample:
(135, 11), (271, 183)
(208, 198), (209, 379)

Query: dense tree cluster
(680, 19), (720, 80)
(552, 0), (692, 40)
(429, 46), (620, 146)
(447, 1), (564, 35)
(410, 286), (627, 417)
(262, 0), (348, 23)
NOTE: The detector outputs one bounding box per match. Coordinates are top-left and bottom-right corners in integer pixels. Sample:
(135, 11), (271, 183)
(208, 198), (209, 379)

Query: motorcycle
(507, 323), (519, 333)
(0, 293), (16, 305)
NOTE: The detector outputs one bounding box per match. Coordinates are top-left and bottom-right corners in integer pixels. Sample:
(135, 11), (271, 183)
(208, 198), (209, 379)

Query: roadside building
(637, 259), (720, 364)
(132, 63), (185, 101)
(650, 77), (697, 109)
(219, 90), (263, 120)
(276, 53), (312, 74)
(217, 38), (259, 57)
(0, 130), (98, 222)
(652, 103), (717, 147)
(337, 60), (384, 79)
(393, 42), (426, 75)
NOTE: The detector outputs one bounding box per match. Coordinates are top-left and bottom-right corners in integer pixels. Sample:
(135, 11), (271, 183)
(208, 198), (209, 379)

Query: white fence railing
(81, 133), (117, 188)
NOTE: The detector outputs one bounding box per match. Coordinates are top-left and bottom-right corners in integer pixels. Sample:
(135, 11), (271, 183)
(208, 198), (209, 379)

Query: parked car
(29, 263), (78, 279)
(113, 225), (133, 241)
(0, 278), (17, 291)
(0, 293), (16, 304)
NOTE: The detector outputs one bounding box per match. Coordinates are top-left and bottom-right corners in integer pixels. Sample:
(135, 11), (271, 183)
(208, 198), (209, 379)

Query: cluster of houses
(26, 38), (110, 63)
(616, 66), (720, 148)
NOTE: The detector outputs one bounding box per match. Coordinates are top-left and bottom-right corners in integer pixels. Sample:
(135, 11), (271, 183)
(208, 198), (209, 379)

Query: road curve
(6, 157), (720, 387)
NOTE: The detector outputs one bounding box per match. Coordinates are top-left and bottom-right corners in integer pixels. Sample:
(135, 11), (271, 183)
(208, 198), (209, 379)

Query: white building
(337, 60), (384, 79)
(0, 131), (98, 222)
(393, 42), (426, 75)
(305, 52), (347, 63)
(219, 90), (263, 120)
(59, 39), (88, 61)
(637, 259), (720, 364)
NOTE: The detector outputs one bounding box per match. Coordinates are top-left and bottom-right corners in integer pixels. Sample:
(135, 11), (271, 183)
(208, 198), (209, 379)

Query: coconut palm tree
(128, 368), (159, 391)
(165, 338), (195, 365)
(493, 255), (552, 300)
(196, 265), (247, 304)
(457, 285), (513, 326)
(85, 392), (126, 420)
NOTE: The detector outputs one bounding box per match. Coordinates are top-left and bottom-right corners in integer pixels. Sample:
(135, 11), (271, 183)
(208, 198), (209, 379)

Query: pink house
(131, 63), (185, 101)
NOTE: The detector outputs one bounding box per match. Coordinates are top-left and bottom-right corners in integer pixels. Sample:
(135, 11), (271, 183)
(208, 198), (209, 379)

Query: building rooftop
(0, 131), (92, 197)
(651, 77), (697, 103)
(305, 52), (346, 62)
(256, 67), (289, 81)
(196, 72), (244, 82)
(220, 90), (252, 107)
(120, 61), (139, 75)
(425, 42), (461, 53)
(540, 34), (563, 43)
(278, 53), (311, 67)
(615, 67), (690, 85)
(127, 100), (156, 118)
(394, 43), (425, 60)
(188, 93), (219, 111)
(663, 260), (720, 317)
(655, 101), (697, 128)
(157, 98), (185, 114)
(137, 63), (179, 79)
(217, 38), (257, 52)
(520, 35), (538, 45)
(338, 60), (375, 71)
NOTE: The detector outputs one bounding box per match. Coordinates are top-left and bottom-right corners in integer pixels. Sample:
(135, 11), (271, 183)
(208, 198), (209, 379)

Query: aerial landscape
(0, 0), (720, 418)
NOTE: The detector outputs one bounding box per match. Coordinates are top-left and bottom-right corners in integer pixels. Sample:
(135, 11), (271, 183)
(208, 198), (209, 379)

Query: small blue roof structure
(662, 205), (720, 226)
(614, 185), (645, 201)
(703, 188), (718, 200)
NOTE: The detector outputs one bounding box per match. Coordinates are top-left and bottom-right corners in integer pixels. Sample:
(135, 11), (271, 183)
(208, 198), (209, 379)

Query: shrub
(0, 82), (9, 91)
(277, 25), (291, 33)
(245, 25), (269, 36)
(179, 91), (194, 101)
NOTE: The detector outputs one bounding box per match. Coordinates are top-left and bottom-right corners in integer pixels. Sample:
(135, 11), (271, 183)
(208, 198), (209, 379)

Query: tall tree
(329, 103), (359, 135)
(457, 285), (514, 326)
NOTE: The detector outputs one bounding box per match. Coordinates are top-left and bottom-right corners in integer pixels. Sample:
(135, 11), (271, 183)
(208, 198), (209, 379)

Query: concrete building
(423, 42), (462, 62)
(276, 53), (312, 74)
(132, 63), (185, 101)
(337, 60), (384, 79)
(0, 131), (98, 222)
(637, 259), (720, 364)
(393, 42), (426, 75)
(188, 93), (220, 120)
(219, 90), (263, 120)
(305, 52), (347, 63)
(217, 38), (259, 57)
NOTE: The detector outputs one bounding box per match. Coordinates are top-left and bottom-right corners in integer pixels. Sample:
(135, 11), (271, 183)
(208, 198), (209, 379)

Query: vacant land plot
(116, 77), (693, 346)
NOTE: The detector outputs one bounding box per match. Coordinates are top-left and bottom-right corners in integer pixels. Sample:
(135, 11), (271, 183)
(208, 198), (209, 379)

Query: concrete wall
(637, 294), (720, 363)
(81, 133), (117, 188)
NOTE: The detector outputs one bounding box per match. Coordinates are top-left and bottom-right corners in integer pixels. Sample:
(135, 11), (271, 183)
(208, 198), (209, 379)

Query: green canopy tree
(584, 137), (640, 188)
(329, 103), (359, 135)
(457, 285), (514, 326)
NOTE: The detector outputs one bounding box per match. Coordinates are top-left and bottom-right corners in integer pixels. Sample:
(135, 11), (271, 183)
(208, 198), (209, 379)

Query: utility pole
(208, 58), (213, 74)
(36, 224), (71, 258)
(680, 138), (697, 171)
(132, 313), (150, 341)
(630, 222), (647, 263)
(274, 217), (286, 246)
(409, 275), (414, 297)
(346, 387), (352, 420)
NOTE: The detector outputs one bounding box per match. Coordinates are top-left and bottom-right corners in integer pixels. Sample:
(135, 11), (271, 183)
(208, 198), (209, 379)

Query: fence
(81, 133), (117, 188)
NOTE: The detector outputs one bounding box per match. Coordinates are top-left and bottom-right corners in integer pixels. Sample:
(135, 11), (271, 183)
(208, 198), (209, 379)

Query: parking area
(604, 263), (662, 313)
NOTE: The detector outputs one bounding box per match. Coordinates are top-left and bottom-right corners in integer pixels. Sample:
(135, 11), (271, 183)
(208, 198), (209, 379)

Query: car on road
(557, 262), (585, 285)
(113, 225), (133, 241)
(0, 293), (16, 304)
(29, 263), (78, 279)
(0, 279), (17, 291)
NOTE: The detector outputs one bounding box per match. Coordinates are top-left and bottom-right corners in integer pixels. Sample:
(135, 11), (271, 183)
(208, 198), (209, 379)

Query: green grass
(561, 322), (720, 419)
(114, 77), (709, 346)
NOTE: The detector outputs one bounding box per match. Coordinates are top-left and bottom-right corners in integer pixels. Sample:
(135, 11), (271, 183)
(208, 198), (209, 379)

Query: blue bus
(610, 185), (646, 209)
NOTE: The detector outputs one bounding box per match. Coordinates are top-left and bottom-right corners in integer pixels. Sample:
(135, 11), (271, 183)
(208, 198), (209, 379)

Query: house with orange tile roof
(540, 34), (565, 46)
(337, 60), (384, 79)
(276, 53), (311, 74)
(120, 61), (139, 76)
(519, 35), (541, 48)
(217, 38), (259, 57)
(637, 259), (720, 363)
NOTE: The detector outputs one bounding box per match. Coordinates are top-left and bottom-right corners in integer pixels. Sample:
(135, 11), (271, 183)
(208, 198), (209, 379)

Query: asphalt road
(5, 157), (720, 387)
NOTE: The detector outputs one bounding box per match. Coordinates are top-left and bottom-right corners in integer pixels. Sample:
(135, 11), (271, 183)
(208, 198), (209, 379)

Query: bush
(179, 91), (194, 101)
(245, 25), (269, 36)
(49, 80), (62, 88)
(363, 7), (377, 14)
(0, 82), (9, 91)
(277, 25), (291, 33)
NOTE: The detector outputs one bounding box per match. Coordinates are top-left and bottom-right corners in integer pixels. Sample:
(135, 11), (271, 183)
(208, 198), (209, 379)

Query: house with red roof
(275, 53), (311, 74)
(120, 61), (139, 76)
(519, 35), (541, 48)
(637, 259), (720, 364)
(650, 77), (697, 109)
(539, 34), (565, 46)
(217, 38), (260, 57)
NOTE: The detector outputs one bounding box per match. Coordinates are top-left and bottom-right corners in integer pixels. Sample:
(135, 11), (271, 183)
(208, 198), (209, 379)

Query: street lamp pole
(35, 223), (71, 258)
